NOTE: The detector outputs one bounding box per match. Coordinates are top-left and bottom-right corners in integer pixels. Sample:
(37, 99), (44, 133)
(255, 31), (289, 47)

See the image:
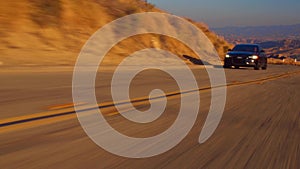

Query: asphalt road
(0, 65), (300, 169)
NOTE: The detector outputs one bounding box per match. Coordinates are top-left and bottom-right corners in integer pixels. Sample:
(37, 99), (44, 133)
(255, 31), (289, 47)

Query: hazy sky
(149, 0), (300, 28)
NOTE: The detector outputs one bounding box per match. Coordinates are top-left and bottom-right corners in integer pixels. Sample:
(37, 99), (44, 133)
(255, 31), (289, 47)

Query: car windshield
(232, 45), (258, 52)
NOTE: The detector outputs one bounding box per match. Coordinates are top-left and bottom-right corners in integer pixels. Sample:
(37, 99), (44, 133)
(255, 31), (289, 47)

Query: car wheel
(262, 62), (267, 70)
(254, 64), (260, 70)
(234, 66), (240, 69)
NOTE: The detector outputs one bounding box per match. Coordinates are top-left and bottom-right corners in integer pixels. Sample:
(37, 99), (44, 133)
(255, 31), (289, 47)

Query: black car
(223, 44), (267, 70)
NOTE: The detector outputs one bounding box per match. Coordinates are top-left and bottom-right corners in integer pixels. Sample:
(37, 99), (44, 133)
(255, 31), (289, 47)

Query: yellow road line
(0, 113), (77, 134)
(47, 102), (86, 111)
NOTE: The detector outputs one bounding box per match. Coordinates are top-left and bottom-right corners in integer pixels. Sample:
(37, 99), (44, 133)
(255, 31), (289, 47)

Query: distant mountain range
(212, 24), (300, 59)
(212, 24), (300, 43)
(258, 39), (300, 59)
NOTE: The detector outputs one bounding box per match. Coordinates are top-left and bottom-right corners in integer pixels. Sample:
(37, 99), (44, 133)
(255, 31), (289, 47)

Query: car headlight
(225, 54), (230, 58)
(249, 55), (258, 59)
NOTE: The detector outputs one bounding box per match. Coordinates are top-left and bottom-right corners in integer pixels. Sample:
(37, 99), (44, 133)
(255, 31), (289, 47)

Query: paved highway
(0, 65), (300, 169)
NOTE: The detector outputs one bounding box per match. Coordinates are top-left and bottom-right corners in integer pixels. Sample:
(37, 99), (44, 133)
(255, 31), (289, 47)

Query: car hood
(227, 51), (256, 56)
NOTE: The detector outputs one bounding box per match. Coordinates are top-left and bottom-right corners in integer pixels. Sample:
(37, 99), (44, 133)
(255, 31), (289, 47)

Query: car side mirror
(260, 50), (265, 53)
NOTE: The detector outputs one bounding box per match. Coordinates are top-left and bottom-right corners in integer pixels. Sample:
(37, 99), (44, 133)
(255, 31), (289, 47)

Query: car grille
(232, 55), (248, 64)
(233, 58), (245, 64)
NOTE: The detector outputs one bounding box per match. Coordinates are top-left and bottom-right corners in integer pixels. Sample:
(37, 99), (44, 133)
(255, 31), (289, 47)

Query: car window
(233, 45), (258, 52)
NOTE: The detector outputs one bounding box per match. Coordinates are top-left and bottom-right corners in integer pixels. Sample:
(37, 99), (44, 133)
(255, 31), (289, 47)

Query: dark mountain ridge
(213, 24), (300, 42)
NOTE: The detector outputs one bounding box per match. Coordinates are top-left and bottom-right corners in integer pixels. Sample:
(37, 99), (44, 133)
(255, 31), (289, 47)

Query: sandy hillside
(0, 0), (231, 67)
